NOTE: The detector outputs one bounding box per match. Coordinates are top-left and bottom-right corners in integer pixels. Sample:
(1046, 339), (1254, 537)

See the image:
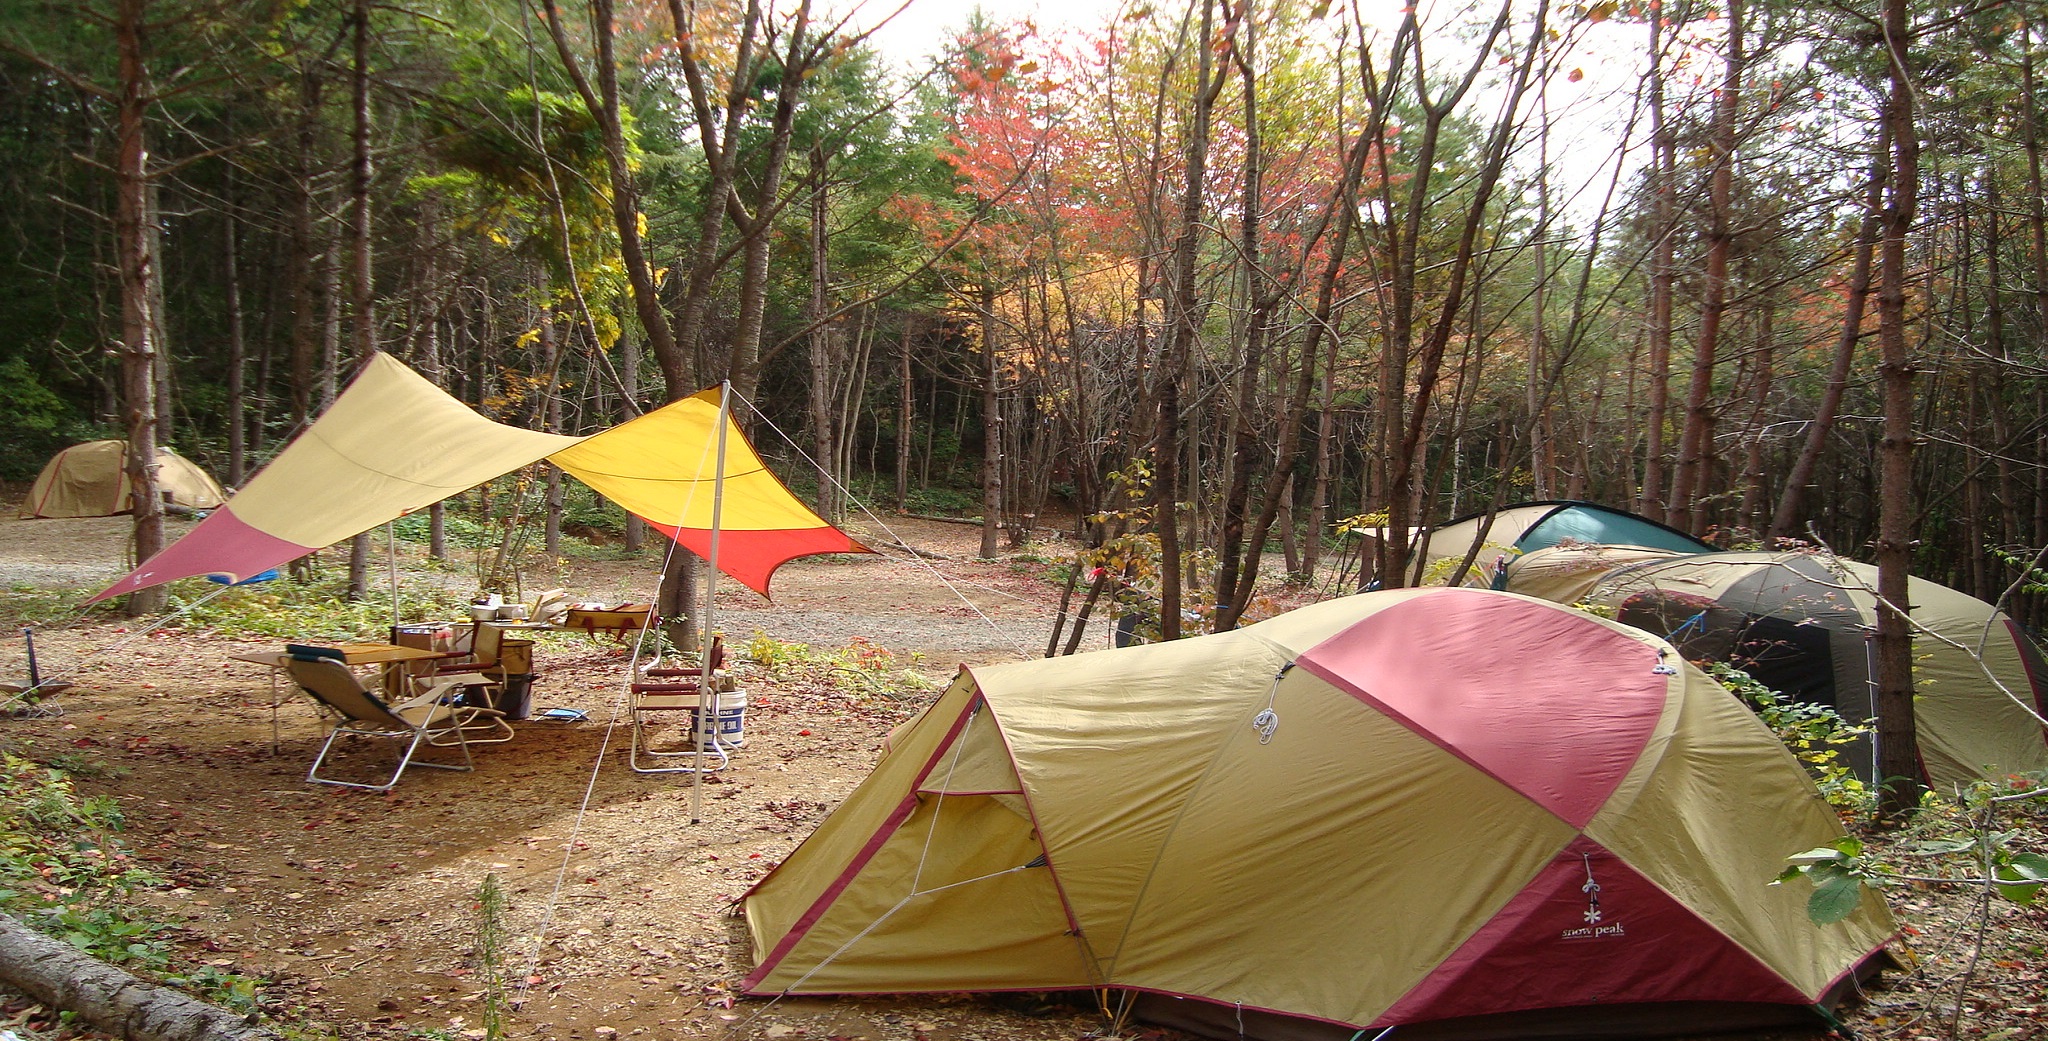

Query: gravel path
(0, 509), (1095, 671)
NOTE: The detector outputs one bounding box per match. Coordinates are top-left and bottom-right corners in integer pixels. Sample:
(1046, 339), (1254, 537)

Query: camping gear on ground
(87, 353), (864, 604)
(1416, 500), (1714, 587)
(561, 604), (656, 640)
(283, 647), (508, 790)
(528, 588), (570, 626)
(205, 568), (279, 586)
(2, 628), (72, 715)
(20, 440), (228, 519)
(395, 622), (537, 721)
(742, 588), (1893, 1040)
(1506, 546), (2048, 788)
(628, 636), (734, 772)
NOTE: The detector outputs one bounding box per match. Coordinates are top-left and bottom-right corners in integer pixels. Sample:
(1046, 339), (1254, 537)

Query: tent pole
(691, 381), (732, 824)
(387, 520), (399, 633)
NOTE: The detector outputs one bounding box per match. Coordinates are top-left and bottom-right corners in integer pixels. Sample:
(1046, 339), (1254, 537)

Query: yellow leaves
(488, 228), (512, 248)
(1582, 0), (1618, 21)
(516, 327), (542, 349)
(636, 210), (648, 239)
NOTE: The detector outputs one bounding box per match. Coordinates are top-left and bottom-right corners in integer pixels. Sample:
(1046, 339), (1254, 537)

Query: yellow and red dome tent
(742, 588), (1893, 1041)
(88, 353), (861, 604)
(21, 440), (227, 519)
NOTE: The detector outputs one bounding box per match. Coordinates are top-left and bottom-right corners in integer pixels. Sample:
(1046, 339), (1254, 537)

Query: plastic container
(683, 689), (746, 747)
(497, 674), (534, 720)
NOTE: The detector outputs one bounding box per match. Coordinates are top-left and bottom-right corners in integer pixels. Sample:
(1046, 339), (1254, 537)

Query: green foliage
(1774, 836), (1873, 925)
(741, 633), (937, 702)
(472, 873), (510, 1041)
(0, 753), (169, 964)
(0, 752), (279, 1019)
(164, 574), (471, 641)
(0, 357), (85, 481)
(1777, 772), (2048, 928)
(1707, 662), (1874, 813)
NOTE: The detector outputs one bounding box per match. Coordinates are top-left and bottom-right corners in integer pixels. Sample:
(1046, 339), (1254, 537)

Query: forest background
(0, 0), (2039, 707)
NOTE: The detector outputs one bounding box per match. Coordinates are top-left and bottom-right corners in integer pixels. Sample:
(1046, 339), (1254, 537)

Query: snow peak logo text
(1560, 921), (1627, 941)
(1560, 853), (1623, 939)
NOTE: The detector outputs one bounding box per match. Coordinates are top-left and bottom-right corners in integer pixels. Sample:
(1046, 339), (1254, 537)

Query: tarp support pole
(691, 381), (732, 824)
(387, 520), (400, 634)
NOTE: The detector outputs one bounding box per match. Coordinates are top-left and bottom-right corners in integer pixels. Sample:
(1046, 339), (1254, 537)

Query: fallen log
(0, 915), (280, 1041)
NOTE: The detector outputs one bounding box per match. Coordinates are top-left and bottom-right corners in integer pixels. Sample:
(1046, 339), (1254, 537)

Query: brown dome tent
(19, 441), (227, 519)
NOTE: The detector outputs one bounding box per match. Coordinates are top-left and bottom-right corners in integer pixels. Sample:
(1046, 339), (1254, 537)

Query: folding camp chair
(284, 650), (507, 790)
(627, 636), (730, 773)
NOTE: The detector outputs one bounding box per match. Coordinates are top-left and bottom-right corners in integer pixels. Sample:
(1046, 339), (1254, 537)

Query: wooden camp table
(231, 644), (457, 751)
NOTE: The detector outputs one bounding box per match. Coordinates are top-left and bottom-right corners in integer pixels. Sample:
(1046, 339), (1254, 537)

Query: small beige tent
(20, 441), (227, 519)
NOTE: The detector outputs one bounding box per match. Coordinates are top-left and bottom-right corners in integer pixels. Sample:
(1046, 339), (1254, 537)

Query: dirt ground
(0, 509), (1114, 1041)
(0, 507), (2040, 1041)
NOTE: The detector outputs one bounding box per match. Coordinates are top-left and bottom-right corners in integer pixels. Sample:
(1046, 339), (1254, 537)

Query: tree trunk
(1770, 132), (1886, 543)
(1668, 0), (1742, 531)
(345, 0), (375, 601)
(1874, 0), (1923, 815)
(0, 914), (281, 1041)
(1154, 0), (1224, 638)
(224, 173), (247, 487)
(980, 282), (1003, 559)
(540, 0), (681, 392)
(806, 144), (846, 523)
(1641, 6), (1675, 517)
(115, 0), (165, 618)
(896, 318), (915, 512)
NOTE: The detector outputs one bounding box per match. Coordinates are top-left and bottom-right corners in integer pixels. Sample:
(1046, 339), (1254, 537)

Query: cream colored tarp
(227, 354), (582, 548)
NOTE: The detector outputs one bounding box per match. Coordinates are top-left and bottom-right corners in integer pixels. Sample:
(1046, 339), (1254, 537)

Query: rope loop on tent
(1651, 648), (1678, 676)
(1251, 662), (1293, 745)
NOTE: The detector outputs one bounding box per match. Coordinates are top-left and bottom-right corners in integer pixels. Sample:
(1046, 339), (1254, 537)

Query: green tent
(1508, 546), (2048, 788)
(1417, 501), (1713, 587)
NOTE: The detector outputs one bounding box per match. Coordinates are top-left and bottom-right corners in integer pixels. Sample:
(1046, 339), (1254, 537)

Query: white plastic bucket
(685, 690), (747, 748)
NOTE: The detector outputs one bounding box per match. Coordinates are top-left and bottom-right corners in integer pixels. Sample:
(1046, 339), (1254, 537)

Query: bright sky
(844, 0), (1124, 68)
(835, 0), (1653, 213)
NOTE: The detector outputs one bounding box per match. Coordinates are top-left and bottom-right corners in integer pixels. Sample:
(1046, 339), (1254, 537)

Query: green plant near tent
(1707, 662), (1873, 814)
(0, 753), (281, 1022)
(1777, 773), (2048, 926)
(165, 574), (471, 640)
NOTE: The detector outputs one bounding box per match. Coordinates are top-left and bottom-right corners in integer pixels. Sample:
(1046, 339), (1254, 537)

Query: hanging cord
(1580, 852), (1603, 924)
(730, 388), (1043, 662)
(1250, 662), (1294, 744)
(510, 673), (633, 1010)
(513, 516), (678, 1009)
(1666, 610), (1706, 643)
(2, 584), (237, 714)
(512, 420), (711, 1008)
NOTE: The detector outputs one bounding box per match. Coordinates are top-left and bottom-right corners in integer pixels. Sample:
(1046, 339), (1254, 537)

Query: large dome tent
(742, 588), (1892, 1040)
(19, 440), (227, 519)
(1505, 545), (2048, 788)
